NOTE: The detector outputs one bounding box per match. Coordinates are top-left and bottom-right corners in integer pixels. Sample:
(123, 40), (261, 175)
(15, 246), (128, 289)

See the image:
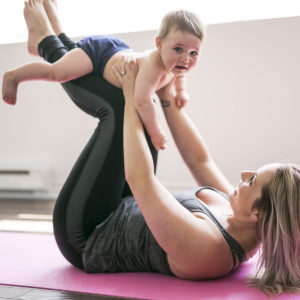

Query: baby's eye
(190, 51), (198, 57)
(174, 47), (183, 53)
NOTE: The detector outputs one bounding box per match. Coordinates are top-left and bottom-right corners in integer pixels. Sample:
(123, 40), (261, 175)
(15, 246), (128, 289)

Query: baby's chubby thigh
(103, 50), (135, 89)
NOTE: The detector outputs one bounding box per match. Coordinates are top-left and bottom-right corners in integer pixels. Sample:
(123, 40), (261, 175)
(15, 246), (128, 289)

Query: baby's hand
(151, 128), (167, 151)
(175, 90), (189, 108)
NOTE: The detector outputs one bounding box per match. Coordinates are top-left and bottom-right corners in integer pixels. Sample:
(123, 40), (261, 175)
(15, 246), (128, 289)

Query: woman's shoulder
(167, 221), (234, 279)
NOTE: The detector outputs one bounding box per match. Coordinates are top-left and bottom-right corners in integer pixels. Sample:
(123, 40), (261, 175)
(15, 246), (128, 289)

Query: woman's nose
(241, 171), (255, 181)
(241, 173), (246, 181)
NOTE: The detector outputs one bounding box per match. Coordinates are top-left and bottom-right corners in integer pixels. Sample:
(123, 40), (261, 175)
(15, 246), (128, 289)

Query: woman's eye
(249, 176), (255, 186)
(174, 47), (182, 53)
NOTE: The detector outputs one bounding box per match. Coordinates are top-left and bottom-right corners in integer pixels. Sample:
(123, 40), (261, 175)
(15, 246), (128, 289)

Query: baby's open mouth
(175, 66), (187, 70)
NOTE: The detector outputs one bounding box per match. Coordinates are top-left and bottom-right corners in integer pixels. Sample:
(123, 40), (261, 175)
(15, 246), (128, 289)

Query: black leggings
(38, 34), (158, 269)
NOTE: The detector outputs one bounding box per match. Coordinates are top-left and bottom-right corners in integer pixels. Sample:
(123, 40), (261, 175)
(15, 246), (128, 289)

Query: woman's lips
(230, 187), (238, 198)
(233, 187), (238, 197)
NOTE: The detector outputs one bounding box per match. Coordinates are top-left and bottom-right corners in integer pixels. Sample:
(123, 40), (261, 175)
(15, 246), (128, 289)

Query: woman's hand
(112, 58), (138, 101)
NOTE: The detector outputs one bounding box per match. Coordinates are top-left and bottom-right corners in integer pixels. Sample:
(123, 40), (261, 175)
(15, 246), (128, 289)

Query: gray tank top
(82, 187), (246, 274)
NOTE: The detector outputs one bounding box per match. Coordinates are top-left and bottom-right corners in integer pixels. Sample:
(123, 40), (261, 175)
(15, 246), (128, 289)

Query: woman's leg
(24, 1), (159, 268)
(42, 0), (78, 51)
(58, 33), (77, 51)
(53, 85), (127, 269)
(53, 78), (158, 269)
(38, 37), (158, 269)
(37, 33), (158, 174)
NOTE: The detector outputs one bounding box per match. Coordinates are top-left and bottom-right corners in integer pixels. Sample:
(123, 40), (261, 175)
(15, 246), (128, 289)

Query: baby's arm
(134, 65), (167, 151)
(174, 74), (190, 108)
(2, 48), (92, 105)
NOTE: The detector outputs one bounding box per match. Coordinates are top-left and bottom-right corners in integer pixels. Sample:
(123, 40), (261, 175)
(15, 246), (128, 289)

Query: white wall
(0, 16), (299, 195)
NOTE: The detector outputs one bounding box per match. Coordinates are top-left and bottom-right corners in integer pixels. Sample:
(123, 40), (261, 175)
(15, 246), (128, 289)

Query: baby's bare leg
(24, 0), (55, 56)
(3, 61), (55, 105)
(43, 0), (64, 35)
(2, 48), (93, 105)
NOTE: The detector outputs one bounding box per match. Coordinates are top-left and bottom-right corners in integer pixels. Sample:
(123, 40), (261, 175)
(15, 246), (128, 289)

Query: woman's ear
(250, 207), (260, 223)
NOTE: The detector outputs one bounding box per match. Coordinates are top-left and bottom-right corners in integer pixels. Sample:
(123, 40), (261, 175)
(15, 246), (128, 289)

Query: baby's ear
(155, 37), (162, 49)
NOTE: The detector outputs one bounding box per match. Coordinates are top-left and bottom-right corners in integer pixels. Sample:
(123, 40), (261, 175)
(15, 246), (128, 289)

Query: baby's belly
(103, 50), (135, 89)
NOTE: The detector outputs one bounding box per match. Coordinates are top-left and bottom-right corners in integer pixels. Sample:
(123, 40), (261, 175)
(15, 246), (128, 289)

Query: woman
(119, 61), (300, 295)
(16, 0), (300, 296)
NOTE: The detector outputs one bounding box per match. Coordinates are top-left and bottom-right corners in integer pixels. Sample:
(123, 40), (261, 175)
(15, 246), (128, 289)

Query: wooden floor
(0, 198), (138, 300)
(0, 284), (139, 300)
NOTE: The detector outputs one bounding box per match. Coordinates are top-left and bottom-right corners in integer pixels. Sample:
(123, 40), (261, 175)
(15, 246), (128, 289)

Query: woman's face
(229, 163), (279, 220)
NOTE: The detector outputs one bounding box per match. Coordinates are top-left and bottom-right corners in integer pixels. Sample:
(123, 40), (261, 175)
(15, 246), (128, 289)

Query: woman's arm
(113, 62), (218, 278)
(157, 84), (234, 195)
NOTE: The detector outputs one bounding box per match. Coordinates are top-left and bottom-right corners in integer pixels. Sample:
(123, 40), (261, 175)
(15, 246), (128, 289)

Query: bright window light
(0, 0), (299, 44)
(18, 213), (52, 220)
(0, 219), (53, 233)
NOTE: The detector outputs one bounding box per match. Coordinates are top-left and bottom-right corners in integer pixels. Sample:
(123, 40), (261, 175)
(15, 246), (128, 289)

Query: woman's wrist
(111, 60), (138, 103)
(160, 98), (172, 109)
(159, 96), (181, 113)
(122, 84), (135, 102)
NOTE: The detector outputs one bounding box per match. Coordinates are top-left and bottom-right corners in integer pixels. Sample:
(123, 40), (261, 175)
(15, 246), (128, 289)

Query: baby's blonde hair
(157, 10), (205, 41)
(250, 163), (300, 296)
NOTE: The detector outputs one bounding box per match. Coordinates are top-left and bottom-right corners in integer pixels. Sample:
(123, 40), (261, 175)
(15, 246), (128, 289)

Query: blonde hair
(157, 10), (205, 41)
(250, 163), (300, 296)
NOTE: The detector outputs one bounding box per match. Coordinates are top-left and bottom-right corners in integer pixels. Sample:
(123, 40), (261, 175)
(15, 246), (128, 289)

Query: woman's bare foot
(43, 0), (64, 35)
(2, 71), (19, 105)
(24, 0), (55, 56)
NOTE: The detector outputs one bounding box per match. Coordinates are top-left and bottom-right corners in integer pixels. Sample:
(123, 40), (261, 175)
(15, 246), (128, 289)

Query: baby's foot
(43, 0), (63, 35)
(24, 0), (54, 56)
(2, 71), (19, 105)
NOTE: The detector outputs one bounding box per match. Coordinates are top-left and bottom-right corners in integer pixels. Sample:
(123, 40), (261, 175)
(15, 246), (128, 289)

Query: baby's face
(156, 28), (202, 74)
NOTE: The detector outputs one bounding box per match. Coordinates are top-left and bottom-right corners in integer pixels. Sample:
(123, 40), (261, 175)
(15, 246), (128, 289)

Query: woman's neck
(226, 214), (260, 259)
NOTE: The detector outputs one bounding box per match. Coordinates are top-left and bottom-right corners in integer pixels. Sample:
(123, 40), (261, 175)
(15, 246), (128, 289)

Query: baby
(2, 4), (205, 151)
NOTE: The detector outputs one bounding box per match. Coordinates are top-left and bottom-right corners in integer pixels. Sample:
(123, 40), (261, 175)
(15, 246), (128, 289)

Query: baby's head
(157, 10), (205, 41)
(156, 10), (205, 74)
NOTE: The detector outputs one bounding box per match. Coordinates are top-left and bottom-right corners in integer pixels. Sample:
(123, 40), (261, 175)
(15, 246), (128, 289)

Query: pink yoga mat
(0, 231), (297, 299)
